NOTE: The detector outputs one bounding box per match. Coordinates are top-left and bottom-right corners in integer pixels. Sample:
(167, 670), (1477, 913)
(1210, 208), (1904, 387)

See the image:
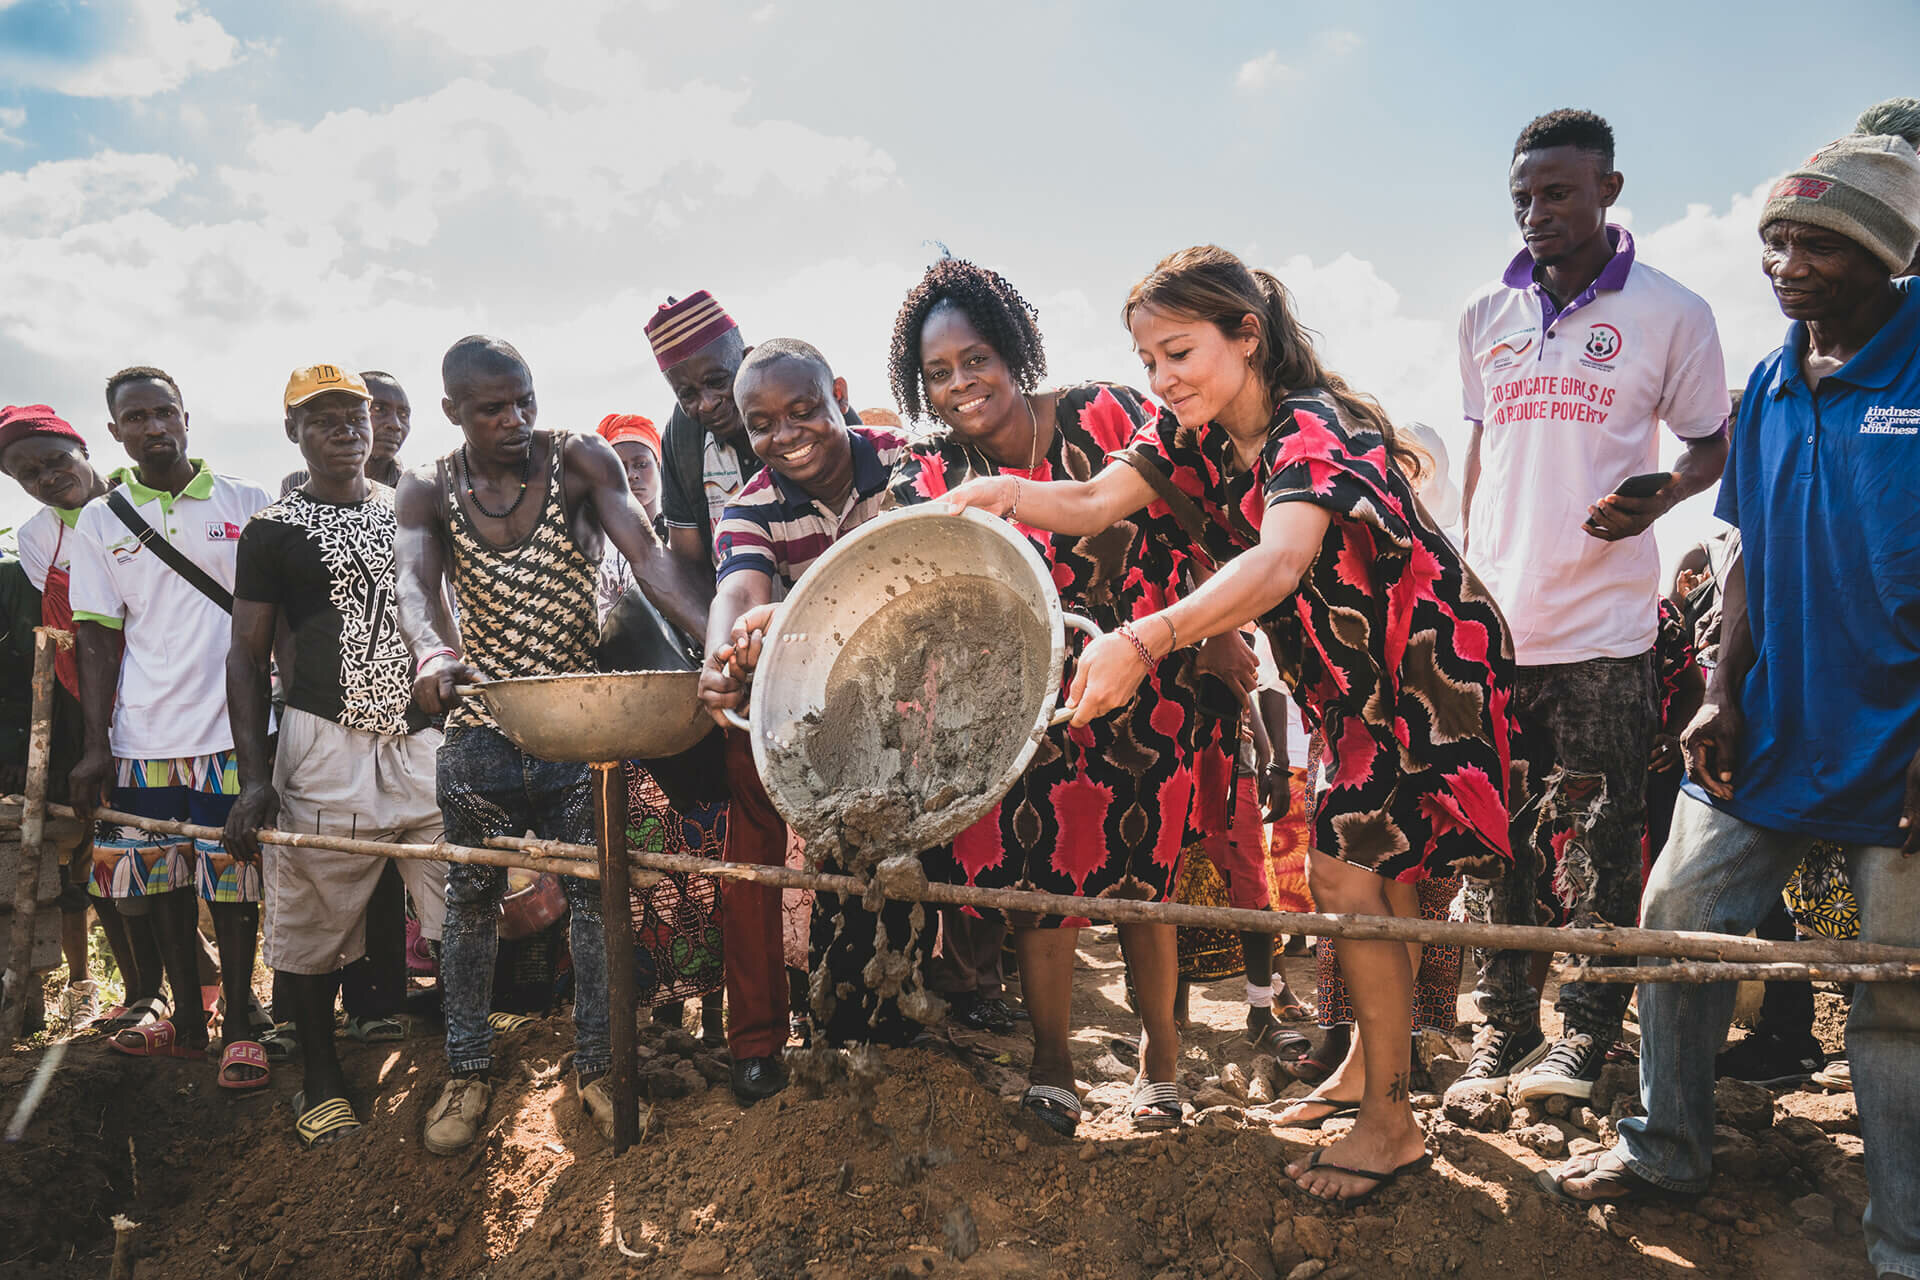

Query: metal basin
(459, 671), (711, 763)
(727, 506), (1096, 851)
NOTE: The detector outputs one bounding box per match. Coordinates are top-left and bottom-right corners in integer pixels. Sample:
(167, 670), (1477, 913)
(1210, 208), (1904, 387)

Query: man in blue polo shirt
(1545, 114), (1920, 1280)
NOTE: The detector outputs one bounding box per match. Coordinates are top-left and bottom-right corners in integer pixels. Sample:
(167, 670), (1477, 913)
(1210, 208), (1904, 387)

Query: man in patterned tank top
(395, 335), (711, 1157)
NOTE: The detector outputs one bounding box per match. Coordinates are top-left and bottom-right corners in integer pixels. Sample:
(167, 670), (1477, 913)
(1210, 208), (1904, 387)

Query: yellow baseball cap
(284, 364), (372, 409)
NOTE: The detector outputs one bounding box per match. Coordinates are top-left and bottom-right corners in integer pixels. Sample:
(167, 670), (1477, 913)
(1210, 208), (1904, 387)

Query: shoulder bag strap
(106, 489), (233, 614)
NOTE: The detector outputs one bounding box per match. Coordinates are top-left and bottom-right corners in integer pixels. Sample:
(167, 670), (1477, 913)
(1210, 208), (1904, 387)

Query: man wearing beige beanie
(1547, 101), (1920, 1280)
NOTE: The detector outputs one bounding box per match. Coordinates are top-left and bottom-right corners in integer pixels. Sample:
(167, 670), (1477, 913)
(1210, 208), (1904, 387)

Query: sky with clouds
(1, 0), (1915, 567)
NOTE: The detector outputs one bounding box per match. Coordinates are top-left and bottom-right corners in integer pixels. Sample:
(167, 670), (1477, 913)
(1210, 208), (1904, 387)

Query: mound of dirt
(0, 945), (1878, 1280)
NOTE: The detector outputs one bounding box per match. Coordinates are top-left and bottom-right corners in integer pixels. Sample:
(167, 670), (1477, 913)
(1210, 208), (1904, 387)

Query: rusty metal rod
(1564, 962), (1920, 984)
(13, 798), (1920, 976)
(495, 840), (1920, 973)
(0, 799), (619, 884)
(591, 762), (641, 1153)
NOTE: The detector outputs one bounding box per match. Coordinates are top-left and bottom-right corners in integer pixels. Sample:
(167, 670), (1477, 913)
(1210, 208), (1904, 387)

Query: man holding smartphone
(1450, 109), (1729, 1105)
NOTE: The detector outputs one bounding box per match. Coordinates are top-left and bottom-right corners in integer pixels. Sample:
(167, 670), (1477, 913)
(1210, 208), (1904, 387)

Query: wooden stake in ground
(592, 762), (641, 1153)
(2, 629), (60, 1049)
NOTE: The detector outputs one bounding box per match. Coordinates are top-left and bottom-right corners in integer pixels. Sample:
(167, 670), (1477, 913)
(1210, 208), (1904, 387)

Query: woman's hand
(942, 475), (1019, 519)
(1195, 631), (1258, 696)
(1064, 631), (1153, 727)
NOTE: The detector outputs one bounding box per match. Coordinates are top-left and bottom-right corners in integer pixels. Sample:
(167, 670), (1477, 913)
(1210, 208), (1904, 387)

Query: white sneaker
(59, 979), (100, 1028)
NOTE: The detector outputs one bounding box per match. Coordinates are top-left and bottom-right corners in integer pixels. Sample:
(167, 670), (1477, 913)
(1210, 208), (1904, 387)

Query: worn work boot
(423, 1076), (492, 1156)
(578, 1072), (616, 1141)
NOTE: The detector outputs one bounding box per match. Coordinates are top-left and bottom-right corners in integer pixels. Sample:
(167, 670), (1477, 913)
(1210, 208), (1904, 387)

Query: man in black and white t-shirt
(224, 363), (446, 1149)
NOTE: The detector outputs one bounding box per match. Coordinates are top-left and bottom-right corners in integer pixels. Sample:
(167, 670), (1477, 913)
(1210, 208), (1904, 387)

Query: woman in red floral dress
(886, 257), (1241, 1136)
(947, 245), (1534, 1205)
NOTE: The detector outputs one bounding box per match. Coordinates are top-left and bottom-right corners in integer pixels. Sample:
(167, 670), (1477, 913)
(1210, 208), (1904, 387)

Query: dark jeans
(1755, 897), (1816, 1038)
(1478, 652), (1655, 1041)
(436, 725), (608, 1077)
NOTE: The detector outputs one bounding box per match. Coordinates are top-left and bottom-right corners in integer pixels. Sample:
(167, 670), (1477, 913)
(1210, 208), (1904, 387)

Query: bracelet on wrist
(1008, 476), (1022, 521)
(417, 647), (458, 674)
(1117, 623), (1155, 671)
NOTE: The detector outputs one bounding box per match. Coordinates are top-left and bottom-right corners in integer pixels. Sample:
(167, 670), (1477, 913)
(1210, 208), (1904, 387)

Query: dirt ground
(0, 933), (1876, 1280)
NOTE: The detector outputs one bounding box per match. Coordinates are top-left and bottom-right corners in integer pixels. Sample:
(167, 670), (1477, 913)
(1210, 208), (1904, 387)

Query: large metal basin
(726, 506), (1096, 852)
(459, 670), (710, 763)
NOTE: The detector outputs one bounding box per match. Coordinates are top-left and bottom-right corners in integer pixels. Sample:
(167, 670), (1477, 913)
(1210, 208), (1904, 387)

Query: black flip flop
(1295, 1148), (1432, 1208)
(1273, 1093), (1362, 1130)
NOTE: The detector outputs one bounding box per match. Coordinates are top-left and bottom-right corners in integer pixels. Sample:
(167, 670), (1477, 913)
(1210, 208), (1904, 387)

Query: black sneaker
(1443, 1023), (1547, 1101)
(1714, 1030), (1824, 1088)
(953, 993), (1015, 1035)
(1512, 1031), (1607, 1102)
(977, 997), (1019, 1033)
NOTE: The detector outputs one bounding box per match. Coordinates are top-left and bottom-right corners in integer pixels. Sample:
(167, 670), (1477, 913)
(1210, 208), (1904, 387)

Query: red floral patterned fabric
(888, 383), (1218, 922)
(1127, 391), (1523, 882)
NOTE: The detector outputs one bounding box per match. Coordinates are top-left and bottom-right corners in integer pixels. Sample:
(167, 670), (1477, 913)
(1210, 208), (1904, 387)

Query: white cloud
(0, 0), (237, 99)
(1320, 29), (1363, 56)
(0, 106), (24, 146)
(1234, 51), (1295, 96)
(221, 77), (894, 251)
(0, 150), (193, 235)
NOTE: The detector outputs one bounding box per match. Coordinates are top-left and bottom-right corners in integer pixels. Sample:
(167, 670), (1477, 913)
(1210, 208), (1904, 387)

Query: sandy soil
(0, 935), (1875, 1280)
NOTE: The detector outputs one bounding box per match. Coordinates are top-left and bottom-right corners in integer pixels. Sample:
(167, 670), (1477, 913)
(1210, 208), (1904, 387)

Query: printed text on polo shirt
(1483, 373), (1619, 427)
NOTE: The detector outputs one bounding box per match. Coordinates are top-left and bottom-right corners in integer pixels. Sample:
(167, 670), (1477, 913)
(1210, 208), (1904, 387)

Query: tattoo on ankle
(1387, 1071), (1410, 1103)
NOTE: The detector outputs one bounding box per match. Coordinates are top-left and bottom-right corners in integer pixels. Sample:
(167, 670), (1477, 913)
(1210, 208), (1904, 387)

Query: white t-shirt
(699, 435), (750, 553)
(16, 503), (82, 591)
(67, 463), (273, 760)
(1459, 227), (1728, 664)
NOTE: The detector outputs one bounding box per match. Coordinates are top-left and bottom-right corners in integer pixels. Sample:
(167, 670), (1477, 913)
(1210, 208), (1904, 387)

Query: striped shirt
(713, 426), (908, 589)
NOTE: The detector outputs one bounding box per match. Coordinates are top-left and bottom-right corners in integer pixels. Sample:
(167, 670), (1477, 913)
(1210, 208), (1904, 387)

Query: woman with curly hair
(945, 245), (1536, 1205)
(886, 256), (1239, 1136)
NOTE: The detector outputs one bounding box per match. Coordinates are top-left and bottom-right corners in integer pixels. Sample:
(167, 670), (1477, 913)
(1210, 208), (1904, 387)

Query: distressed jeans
(436, 725), (609, 1077)
(1618, 792), (1920, 1279)
(1477, 652), (1655, 1040)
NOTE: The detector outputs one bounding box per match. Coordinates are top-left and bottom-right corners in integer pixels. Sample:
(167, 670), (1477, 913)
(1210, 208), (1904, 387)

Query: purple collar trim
(1501, 224), (1635, 292)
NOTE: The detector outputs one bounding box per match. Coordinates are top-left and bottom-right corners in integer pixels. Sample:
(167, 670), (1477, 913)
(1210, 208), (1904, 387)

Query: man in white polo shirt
(1452, 109), (1730, 1104)
(67, 366), (275, 1080)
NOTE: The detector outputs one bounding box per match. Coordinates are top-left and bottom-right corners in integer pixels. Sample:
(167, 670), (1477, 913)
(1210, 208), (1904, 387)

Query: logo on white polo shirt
(206, 521), (242, 540)
(1483, 328), (1535, 373)
(1861, 406), (1920, 436)
(1582, 323), (1622, 364)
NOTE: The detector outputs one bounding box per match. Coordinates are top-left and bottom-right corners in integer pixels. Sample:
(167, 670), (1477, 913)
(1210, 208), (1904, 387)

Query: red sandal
(217, 1040), (271, 1091)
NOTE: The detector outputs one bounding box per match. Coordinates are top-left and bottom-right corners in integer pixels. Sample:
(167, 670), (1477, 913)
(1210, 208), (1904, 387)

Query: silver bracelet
(1008, 476), (1022, 521)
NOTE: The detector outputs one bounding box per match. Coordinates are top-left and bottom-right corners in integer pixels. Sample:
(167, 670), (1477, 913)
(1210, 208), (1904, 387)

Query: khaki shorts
(263, 708), (448, 976)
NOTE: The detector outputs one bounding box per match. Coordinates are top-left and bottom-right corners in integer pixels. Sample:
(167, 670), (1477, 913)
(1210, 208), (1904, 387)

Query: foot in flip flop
(218, 1040), (271, 1090)
(343, 1014), (407, 1043)
(1539, 1149), (1679, 1205)
(293, 1091), (363, 1149)
(486, 1011), (536, 1033)
(109, 1019), (209, 1059)
(1287, 1128), (1431, 1207)
(1128, 1080), (1183, 1132)
(1289, 1146), (1433, 1208)
(1271, 1092), (1361, 1130)
(1020, 1084), (1082, 1137)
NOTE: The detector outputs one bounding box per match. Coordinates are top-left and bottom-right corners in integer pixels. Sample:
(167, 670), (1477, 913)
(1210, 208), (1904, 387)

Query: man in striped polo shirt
(696, 338), (909, 1104)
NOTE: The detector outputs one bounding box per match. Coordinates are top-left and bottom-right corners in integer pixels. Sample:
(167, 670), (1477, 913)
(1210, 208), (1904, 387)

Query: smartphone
(1614, 471), (1672, 499)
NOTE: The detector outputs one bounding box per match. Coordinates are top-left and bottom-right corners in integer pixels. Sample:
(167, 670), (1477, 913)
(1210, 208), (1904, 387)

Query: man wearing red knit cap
(645, 292), (862, 573)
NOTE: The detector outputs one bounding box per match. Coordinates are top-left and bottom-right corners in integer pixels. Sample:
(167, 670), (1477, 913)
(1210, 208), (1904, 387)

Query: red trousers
(721, 729), (788, 1060)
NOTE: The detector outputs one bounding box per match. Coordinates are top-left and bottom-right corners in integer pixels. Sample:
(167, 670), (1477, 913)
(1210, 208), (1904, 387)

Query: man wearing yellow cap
(224, 365), (450, 1146)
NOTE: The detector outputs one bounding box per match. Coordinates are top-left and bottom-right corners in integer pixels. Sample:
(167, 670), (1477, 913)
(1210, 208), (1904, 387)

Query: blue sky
(1, 0), (1916, 560)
